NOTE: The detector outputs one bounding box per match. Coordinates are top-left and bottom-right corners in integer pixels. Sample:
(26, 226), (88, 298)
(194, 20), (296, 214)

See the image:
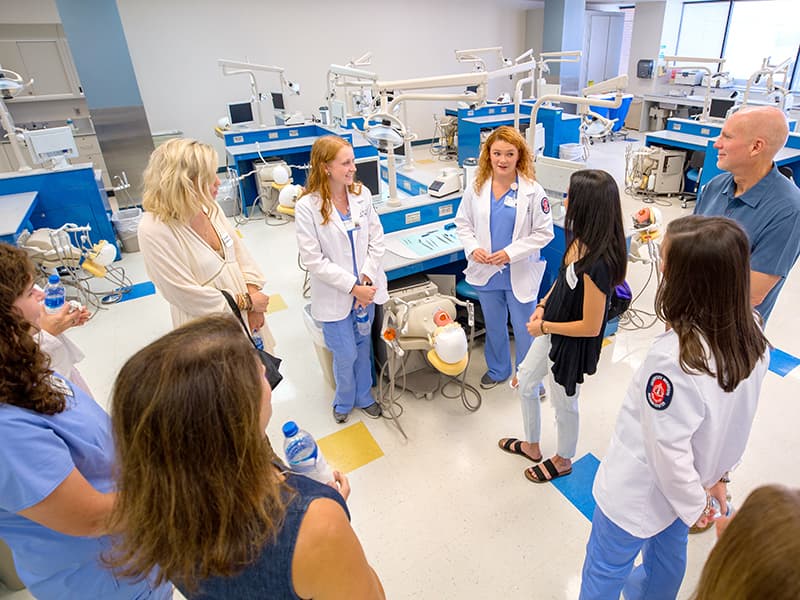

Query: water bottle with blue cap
(282, 421), (333, 483)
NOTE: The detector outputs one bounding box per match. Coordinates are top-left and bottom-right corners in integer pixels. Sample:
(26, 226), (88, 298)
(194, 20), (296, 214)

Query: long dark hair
(564, 169), (626, 285)
(656, 215), (768, 392)
(0, 243), (64, 414)
(108, 315), (287, 590)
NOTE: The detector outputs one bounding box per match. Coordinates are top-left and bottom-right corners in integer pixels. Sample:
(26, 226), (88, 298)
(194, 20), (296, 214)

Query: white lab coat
(454, 177), (554, 302)
(593, 328), (769, 538)
(295, 187), (388, 322)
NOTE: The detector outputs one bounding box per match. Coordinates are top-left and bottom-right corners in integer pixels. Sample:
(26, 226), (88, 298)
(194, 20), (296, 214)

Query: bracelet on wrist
(540, 321), (547, 335)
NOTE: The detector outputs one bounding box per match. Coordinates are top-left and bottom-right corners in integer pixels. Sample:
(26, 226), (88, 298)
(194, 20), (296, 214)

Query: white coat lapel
(477, 181), (492, 245)
(513, 178), (533, 238)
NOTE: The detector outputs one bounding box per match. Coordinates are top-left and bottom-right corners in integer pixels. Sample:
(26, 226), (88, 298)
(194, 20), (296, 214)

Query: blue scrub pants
(579, 507), (689, 600)
(321, 304), (376, 414)
(477, 289), (535, 381)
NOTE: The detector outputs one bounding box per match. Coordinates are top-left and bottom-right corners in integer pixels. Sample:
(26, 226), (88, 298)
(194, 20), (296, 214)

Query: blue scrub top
(475, 182), (517, 291)
(696, 164), (800, 322)
(0, 374), (170, 599)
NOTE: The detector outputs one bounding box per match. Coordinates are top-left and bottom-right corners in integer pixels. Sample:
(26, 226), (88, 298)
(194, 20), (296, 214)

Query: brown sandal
(498, 438), (542, 463)
(525, 458), (572, 483)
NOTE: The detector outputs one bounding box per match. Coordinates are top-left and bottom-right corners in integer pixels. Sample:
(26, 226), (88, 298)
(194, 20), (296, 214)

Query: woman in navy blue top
(108, 315), (385, 599)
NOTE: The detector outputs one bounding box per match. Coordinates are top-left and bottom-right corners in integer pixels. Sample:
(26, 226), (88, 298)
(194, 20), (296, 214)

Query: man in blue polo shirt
(695, 106), (800, 323)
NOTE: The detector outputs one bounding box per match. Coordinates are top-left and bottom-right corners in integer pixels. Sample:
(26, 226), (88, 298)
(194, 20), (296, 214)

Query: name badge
(343, 217), (359, 232)
(503, 195), (517, 208)
(50, 374), (75, 397)
(220, 231), (234, 248)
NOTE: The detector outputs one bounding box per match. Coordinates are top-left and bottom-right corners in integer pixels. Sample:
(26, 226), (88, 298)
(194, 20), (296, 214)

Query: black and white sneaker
(480, 372), (506, 390)
(333, 407), (349, 424)
(361, 402), (382, 418)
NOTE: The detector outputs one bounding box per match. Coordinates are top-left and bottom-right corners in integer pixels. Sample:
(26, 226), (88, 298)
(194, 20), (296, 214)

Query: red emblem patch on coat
(541, 197), (551, 214)
(645, 373), (673, 410)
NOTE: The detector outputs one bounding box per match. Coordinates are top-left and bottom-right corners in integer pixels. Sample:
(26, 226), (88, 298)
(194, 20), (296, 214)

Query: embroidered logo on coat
(646, 373), (673, 410)
(541, 197), (551, 214)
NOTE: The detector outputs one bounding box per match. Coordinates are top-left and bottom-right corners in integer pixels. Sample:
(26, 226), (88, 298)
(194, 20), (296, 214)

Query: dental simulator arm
(218, 58), (299, 127)
(663, 56), (726, 121)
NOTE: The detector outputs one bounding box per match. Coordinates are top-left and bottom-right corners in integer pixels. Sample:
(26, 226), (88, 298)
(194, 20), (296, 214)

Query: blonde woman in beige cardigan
(138, 138), (275, 351)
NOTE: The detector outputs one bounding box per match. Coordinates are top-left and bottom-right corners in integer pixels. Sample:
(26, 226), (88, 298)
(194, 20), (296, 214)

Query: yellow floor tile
(316, 421), (384, 473)
(267, 293), (288, 314)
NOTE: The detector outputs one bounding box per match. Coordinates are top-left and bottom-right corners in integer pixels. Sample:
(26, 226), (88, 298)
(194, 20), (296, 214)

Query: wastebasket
(559, 143), (585, 162)
(215, 177), (237, 217)
(111, 207), (142, 253)
(302, 304), (335, 390)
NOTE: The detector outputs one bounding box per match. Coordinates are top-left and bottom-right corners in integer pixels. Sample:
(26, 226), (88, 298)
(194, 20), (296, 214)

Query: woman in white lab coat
(579, 216), (770, 600)
(454, 126), (554, 389)
(138, 138), (274, 351)
(295, 136), (388, 423)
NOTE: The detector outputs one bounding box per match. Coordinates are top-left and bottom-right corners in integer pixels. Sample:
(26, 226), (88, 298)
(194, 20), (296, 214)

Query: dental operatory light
(363, 123), (404, 152)
(0, 65), (33, 170)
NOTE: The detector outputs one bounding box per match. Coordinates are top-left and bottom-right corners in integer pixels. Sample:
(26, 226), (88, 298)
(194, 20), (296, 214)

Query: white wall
(626, 1), (666, 96)
(115, 0), (532, 159)
(0, 0), (60, 24)
(626, 0), (685, 97)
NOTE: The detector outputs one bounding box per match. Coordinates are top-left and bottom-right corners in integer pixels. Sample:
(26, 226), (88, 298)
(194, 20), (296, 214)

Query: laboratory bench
(223, 123), (378, 215)
(645, 120), (800, 201)
(0, 164), (117, 253)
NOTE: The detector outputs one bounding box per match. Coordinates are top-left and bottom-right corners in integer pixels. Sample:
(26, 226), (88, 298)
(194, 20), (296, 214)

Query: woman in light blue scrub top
(455, 126), (554, 389)
(0, 243), (171, 600)
(296, 136), (389, 424)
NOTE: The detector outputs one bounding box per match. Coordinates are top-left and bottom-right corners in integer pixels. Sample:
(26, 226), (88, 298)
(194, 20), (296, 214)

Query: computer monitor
(271, 92), (285, 111)
(355, 157), (380, 196)
(24, 126), (77, 168)
(227, 101), (254, 127)
(708, 98), (735, 120)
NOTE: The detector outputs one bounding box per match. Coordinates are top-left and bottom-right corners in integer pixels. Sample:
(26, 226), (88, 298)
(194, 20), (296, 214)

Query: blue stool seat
(456, 279), (479, 300)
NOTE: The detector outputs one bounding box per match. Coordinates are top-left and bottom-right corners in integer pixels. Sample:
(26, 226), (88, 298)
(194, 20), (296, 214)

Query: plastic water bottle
(354, 305), (370, 337)
(252, 331), (264, 351)
(282, 421), (333, 483)
(43, 274), (66, 314)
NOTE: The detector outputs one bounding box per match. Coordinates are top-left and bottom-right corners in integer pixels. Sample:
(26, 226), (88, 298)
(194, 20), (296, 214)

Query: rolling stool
(455, 279), (485, 338)
(681, 151), (705, 209)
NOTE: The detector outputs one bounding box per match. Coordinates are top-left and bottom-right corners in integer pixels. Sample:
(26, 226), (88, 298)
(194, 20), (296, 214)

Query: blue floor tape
(769, 347), (800, 377)
(551, 453), (600, 521)
(117, 281), (156, 303)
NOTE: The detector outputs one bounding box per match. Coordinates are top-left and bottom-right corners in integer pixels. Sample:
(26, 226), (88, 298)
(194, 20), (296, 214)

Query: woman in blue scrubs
(0, 243), (170, 599)
(455, 126), (554, 389)
(296, 136), (388, 423)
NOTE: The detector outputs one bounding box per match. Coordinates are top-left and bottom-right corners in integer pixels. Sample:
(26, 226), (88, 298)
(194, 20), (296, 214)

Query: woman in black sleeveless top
(499, 170), (626, 483)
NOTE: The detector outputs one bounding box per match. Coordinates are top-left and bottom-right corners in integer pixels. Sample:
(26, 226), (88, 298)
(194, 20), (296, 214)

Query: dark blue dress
(183, 471), (350, 599)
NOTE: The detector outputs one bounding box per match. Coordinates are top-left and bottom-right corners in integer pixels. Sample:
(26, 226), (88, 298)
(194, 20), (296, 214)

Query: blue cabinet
(0, 165), (117, 252)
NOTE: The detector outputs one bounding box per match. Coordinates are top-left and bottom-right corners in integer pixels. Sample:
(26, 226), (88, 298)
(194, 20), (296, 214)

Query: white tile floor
(3, 135), (799, 599)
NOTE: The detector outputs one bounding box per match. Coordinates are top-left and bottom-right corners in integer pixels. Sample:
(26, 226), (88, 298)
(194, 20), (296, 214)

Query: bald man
(695, 106), (800, 323)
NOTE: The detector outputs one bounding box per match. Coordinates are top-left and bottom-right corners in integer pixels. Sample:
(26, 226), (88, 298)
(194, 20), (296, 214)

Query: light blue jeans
(516, 334), (581, 459)
(321, 304), (376, 414)
(579, 507), (688, 600)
